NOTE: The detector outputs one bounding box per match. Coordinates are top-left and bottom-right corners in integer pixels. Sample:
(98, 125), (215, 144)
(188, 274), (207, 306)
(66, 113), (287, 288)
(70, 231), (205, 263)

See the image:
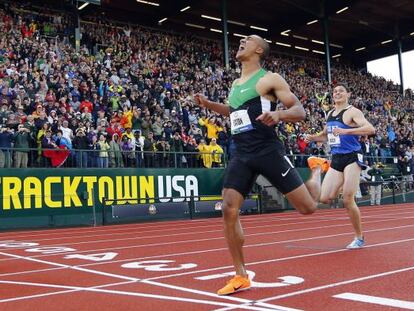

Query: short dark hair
(334, 83), (350, 92)
(260, 40), (270, 61)
(253, 35), (270, 63)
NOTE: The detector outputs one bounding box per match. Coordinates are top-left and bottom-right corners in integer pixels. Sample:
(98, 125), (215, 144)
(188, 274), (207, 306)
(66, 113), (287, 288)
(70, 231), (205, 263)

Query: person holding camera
(13, 124), (31, 168)
(134, 130), (145, 168)
(73, 128), (89, 168)
(156, 137), (170, 168)
(209, 138), (224, 168)
(367, 163), (384, 206)
(0, 126), (13, 168)
(169, 131), (185, 168)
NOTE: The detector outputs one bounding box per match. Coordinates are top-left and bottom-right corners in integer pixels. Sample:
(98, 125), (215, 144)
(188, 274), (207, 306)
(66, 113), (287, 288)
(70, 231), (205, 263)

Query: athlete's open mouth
(238, 46), (245, 51)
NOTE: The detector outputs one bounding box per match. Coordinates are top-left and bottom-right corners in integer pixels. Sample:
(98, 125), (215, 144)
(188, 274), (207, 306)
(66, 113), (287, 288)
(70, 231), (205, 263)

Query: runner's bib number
(230, 110), (253, 135)
(328, 126), (341, 146)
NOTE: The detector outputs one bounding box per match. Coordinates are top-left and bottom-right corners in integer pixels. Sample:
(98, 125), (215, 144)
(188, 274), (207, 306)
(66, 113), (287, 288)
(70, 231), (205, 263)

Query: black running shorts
(223, 151), (304, 197)
(331, 151), (366, 172)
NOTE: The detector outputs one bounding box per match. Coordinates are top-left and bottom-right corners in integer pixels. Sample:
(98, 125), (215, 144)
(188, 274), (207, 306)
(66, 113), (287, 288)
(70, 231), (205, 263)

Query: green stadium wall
(1, 168), (410, 230)
(0, 168), (225, 229)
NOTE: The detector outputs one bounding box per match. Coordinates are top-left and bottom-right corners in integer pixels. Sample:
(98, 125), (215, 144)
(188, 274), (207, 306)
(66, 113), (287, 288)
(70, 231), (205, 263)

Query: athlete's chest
(328, 109), (356, 127)
(229, 78), (275, 109)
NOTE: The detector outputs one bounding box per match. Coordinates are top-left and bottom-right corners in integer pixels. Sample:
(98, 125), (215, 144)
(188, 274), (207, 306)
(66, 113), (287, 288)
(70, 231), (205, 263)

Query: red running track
(1, 203), (414, 311)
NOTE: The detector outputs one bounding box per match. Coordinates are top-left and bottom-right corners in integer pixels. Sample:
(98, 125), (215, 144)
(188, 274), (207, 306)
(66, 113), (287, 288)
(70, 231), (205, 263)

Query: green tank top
(229, 68), (267, 109)
(227, 68), (282, 156)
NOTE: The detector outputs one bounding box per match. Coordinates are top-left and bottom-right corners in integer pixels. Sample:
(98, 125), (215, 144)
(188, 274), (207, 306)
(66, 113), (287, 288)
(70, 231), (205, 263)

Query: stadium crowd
(0, 1), (413, 180)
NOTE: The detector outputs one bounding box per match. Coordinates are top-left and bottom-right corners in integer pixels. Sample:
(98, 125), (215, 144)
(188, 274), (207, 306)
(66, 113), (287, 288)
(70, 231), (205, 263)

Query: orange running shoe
(217, 275), (251, 295)
(307, 156), (330, 173)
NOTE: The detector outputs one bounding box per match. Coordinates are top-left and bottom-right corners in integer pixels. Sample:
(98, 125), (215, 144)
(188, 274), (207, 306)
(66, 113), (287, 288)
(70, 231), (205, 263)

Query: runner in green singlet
(194, 35), (329, 295)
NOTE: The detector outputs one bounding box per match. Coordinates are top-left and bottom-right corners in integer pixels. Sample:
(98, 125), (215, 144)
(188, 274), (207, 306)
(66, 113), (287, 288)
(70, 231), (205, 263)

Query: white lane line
(141, 279), (298, 310)
(2, 215), (414, 259)
(144, 235), (414, 281)
(15, 205), (410, 244)
(4, 207), (414, 246)
(0, 216), (358, 248)
(0, 212), (328, 240)
(214, 302), (303, 311)
(1, 203), (412, 240)
(258, 266), (414, 303)
(333, 292), (414, 310)
(0, 280), (273, 311)
(2, 230), (414, 309)
(0, 280), (136, 303)
(0, 251), (138, 282)
(0, 251), (293, 310)
(2, 223), (414, 279)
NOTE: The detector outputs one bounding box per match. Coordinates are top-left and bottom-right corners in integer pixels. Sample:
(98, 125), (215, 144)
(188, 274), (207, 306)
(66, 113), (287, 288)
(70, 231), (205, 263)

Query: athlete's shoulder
(231, 78), (240, 87)
(347, 105), (364, 116)
(326, 108), (335, 119)
(260, 71), (288, 88)
(263, 71), (282, 80)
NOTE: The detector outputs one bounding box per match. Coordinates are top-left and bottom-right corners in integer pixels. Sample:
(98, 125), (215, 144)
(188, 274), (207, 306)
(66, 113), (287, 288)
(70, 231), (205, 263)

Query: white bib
(230, 110), (253, 135)
(372, 176), (376, 182)
(327, 126), (341, 146)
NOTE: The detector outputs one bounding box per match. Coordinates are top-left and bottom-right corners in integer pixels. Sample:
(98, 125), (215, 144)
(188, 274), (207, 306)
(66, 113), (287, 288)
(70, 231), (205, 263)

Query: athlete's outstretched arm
(332, 108), (375, 136)
(194, 94), (230, 117)
(256, 73), (305, 126)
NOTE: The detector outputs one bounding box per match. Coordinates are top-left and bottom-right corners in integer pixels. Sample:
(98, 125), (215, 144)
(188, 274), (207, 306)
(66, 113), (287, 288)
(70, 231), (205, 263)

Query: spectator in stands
(120, 135), (134, 167)
(0, 126), (13, 167)
(41, 129), (58, 167)
(156, 137), (170, 168)
(97, 134), (110, 168)
(169, 131), (185, 168)
(367, 163), (384, 206)
(88, 135), (100, 167)
(143, 132), (156, 168)
(399, 155), (413, 191)
(13, 124), (31, 168)
(72, 128), (89, 168)
(209, 138), (224, 168)
(134, 130), (144, 168)
(197, 138), (211, 168)
(109, 133), (123, 168)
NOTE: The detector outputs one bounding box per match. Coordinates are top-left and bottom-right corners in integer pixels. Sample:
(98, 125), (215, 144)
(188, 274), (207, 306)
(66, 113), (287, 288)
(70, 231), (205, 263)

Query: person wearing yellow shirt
(197, 138), (212, 168)
(198, 114), (208, 136)
(205, 118), (220, 141)
(120, 107), (133, 129)
(209, 138), (224, 168)
(121, 127), (134, 142)
(285, 123), (294, 134)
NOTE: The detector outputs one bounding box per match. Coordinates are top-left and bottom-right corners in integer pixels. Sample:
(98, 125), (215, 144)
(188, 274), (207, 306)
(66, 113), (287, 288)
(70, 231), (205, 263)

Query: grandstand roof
(54, 0), (414, 66)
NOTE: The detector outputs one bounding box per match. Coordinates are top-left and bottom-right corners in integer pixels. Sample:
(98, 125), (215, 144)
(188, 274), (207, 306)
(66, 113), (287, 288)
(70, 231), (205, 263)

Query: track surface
(1, 203), (414, 310)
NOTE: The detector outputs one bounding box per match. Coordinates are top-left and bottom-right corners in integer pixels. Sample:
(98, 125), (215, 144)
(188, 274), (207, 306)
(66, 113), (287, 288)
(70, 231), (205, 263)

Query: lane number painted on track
(122, 260), (197, 272)
(25, 247), (76, 254)
(196, 270), (304, 288)
(0, 241), (39, 248)
(64, 252), (118, 262)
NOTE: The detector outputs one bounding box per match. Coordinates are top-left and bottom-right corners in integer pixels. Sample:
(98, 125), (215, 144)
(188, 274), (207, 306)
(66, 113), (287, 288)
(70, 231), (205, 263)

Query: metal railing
(0, 147), (228, 169)
(0, 147), (410, 170)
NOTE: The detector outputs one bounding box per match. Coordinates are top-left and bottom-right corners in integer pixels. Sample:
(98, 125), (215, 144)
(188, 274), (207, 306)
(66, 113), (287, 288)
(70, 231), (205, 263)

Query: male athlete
(194, 35), (329, 295)
(306, 84), (375, 249)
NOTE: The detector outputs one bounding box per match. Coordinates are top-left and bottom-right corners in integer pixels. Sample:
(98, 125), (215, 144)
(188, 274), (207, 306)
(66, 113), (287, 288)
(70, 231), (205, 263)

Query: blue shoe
(346, 237), (365, 249)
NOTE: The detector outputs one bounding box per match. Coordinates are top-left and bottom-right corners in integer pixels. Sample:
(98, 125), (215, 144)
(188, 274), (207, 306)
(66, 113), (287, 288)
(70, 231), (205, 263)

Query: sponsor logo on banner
(0, 174), (200, 210)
